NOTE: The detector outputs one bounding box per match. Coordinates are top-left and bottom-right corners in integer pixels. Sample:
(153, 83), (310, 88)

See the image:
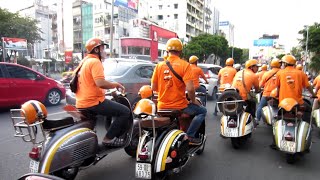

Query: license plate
(280, 140), (296, 153)
(224, 128), (238, 137)
(136, 163), (151, 179)
(29, 160), (39, 173)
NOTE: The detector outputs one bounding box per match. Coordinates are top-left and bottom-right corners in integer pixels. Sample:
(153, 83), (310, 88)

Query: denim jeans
(256, 96), (268, 121)
(182, 103), (207, 138)
(245, 100), (256, 119)
(196, 85), (207, 106)
(86, 99), (131, 139)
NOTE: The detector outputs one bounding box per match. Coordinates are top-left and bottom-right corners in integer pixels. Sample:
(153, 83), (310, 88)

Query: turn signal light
(29, 147), (40, 160)
(170, 150), (177, 158)
(138, 154), (149, 160)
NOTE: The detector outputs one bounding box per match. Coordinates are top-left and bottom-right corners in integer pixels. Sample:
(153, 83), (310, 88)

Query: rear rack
(10, 109), (46, 145)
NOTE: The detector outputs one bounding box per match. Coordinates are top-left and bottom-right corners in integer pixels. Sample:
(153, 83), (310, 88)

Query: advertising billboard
(219, 21), (229, 26)
(253, 39), (274, 47)
(65, 50), (73, 64)
(115, 0), (138, 12)
(2, 37), (27, 50)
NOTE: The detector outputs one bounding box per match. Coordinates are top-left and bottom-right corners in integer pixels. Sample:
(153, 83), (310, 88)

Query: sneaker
(102, 137), (125, 147)
(188, 137), (202, 145)
(254, 120), (259, 128)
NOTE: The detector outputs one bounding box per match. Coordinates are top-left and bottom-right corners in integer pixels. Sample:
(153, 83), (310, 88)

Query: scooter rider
(189, 55), (209, 105)
(151, 38), (207, 145)
(257, 64), (268, 84)
(275, 55), (316, 123)
(75, 37), (130, 146)
(256, 58), (281, 124)
(234, 63), (242, 72)
(214, 58), (237, 116)
(232, 59), (260, 123)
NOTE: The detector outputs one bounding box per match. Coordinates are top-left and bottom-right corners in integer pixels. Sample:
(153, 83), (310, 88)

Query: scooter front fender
(313, 109), (320, 128)
(220, 112), (253, 137)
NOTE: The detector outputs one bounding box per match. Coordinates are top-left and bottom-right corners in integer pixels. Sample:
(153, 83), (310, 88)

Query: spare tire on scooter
(217, 90), (244, 116)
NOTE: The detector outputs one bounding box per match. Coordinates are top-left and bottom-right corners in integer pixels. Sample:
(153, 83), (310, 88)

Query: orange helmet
(166, 38), (183, 51)
(138, 85), (153, 99)
(245, 59), (260, 69)
(21, 100), (47, 124)
(270, 58), (281, 68)
(278, 98), (298, 112)
(225, 58), (234, 66)
(296, 64), (303, 70)
(261, 64), (268, 71)
(281, 55), (296, 65)
(133, 99), (156, 116)
(189, 55), (199, 63)
(85, 37), (108, 53)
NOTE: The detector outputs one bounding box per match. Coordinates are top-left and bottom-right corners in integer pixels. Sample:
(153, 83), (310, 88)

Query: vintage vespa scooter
(272, 97), (313, 164)
(217, 86), (254, 149)
(133, 93), (206, 179)
(10, 89), (137, 180)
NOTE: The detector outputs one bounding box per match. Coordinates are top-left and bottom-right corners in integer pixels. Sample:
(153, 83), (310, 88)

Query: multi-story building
(212, 7), (220, 35)
(219, 21), (234, 47)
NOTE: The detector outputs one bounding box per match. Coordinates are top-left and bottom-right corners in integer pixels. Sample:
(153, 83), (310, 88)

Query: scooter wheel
(286, 153), (296, 164)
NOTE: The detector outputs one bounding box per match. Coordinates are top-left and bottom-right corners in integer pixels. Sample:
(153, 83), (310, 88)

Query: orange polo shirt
(75, 54), (105, 108)
(315, 80), (320, 101)
(313, 74), (320, 87)
(275, 66), (310, 105)
(218, 66), (237, 85)
(190, 64), (206, 89)
(260, 68), (280, 97)
(151, 54), (193, 109)
(232, 69), (259, 100)
(257, 70), (267, 84)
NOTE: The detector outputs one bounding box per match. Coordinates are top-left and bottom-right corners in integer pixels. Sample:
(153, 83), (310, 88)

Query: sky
(1, 0), (319, 52)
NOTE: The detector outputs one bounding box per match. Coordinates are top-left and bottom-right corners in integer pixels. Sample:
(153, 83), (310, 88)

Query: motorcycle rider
(257, 64), (268, 84)
(256, 58), (281, 124)
(214, 58), (237, 116)
(275, 55), (316, 123)
(232, 59), (260, 123)
(234, 63), (242, 72)
(75, 37), (130, 146)
(151, 38), (207, 145)
(189, 55), (209, 105)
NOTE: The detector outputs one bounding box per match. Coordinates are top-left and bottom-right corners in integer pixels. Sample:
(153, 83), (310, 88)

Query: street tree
(228, 47), (243, 64)
(298, 22), (320, 72)
(241, 49), (249, 64)
(0, 8), (43, 44)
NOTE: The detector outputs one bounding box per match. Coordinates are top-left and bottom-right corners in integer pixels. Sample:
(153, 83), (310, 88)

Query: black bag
(69, 63), (83, 93)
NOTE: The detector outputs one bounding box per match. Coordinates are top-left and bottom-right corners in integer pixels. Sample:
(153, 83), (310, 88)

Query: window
(159, 5), (162, 10)
(149, 16), (152, 18)
(128, 46), (143, 54)
(167, 15), (170, 17)
(136, 66), (154, 78)
(158, 15), (163, 20)
(144, 48), (150, 55)
(174, 14), (178, 19)
(104, 62), (131, 76)
(6, 65), (37, 80)
(174, 4), (178, 9)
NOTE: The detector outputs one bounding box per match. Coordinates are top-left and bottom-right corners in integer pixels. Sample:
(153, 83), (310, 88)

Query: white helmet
(234, 63), (241, 71)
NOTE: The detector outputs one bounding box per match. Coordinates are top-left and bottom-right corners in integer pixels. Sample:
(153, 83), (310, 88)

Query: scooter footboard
(39, 128), (97, 174)
(273, 120), (311, 153)
(154, 130), (186, 173)
(313, 109), (320, 128)
(220, 112), (253, 137)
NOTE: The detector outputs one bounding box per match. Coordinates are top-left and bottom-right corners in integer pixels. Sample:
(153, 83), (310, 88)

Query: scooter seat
(141, 117), (172, 128)
(42, 117), (74, 131)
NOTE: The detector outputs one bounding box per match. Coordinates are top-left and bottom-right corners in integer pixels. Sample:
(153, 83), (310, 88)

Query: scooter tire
(51, 167), (79, 180)
(217, 90), (244, 116)
(286, 153), (296, 164)
(196, 137), (206, 155)
(124, 128), (139, 158)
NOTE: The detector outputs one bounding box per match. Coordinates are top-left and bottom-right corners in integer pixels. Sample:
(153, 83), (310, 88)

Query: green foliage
(182, 33), (229, 63)
(0, 8), (43, 44)
(290, 46), (302, 60)
(228, 47), (243, 64)
(309, 54), (320, 73)
(241, 49), (249, 63)
(276, 54), (286, 60)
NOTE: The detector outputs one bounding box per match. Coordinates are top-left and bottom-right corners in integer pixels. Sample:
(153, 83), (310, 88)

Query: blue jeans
(196, 85), (207, 106)
(182, 103), (207, 138)
(256, 96), (268, 121)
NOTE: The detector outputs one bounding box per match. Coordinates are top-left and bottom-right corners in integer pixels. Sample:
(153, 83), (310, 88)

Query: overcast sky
(1, 0), (319, 51)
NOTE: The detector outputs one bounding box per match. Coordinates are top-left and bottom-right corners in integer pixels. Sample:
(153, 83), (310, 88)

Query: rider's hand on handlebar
(114, 82), (125, 93)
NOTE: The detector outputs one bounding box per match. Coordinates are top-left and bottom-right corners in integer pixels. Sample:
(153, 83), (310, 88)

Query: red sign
(65, 51), (73, 64)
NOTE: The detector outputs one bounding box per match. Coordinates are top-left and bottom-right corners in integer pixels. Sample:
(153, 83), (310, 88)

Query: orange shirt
(232, 69), (259, 100)
(313, 74), (320, 87)
(151, 54), (193, 109)
(315, 80), (320, 100)
(275, 66), (310, 105)
(75, 54), (105, 108)
(260, 68), (280, 97)
(218, 66), (237, 85)
(257, 70), (267, 84)
(190, 64), (206, 89)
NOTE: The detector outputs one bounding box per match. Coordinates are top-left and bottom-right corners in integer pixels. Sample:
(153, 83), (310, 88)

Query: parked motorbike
(217, 87), (254, 149)
(272, 98), (313, 164)
(10, 89), (138, 180)
(133, 92), (206, 179)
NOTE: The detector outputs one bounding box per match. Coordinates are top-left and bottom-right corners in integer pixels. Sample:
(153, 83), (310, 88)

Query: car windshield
(103, 62), (132, 76)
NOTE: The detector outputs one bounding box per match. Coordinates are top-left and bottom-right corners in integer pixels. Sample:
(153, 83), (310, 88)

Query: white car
(198, 64), (222, 100)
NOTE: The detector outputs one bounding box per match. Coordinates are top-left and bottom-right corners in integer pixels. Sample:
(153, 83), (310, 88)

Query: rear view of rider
(189, 55), (209, 105)
(275, 55), (316, 123)
(256, 58), (281, 124)
(214, 58), (237, 116)
(75, 37), (130, 146)
(232, 59), (260, 122)
(257, 64), (268, 84)
(151, 38), (207, 145)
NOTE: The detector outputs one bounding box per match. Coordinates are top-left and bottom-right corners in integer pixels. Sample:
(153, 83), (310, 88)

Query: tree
(228, 47), (243, 64)
(241, 49), (249, 64)
(298, 22), (320, 72)
(290, 46), (302, 60)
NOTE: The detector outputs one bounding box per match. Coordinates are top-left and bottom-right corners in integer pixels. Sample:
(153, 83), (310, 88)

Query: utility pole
(304, 25), (309, 72)
(110, 0), (114, 58)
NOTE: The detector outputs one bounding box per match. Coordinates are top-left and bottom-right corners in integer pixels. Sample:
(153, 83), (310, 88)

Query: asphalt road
(1, 99), (320, 180)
